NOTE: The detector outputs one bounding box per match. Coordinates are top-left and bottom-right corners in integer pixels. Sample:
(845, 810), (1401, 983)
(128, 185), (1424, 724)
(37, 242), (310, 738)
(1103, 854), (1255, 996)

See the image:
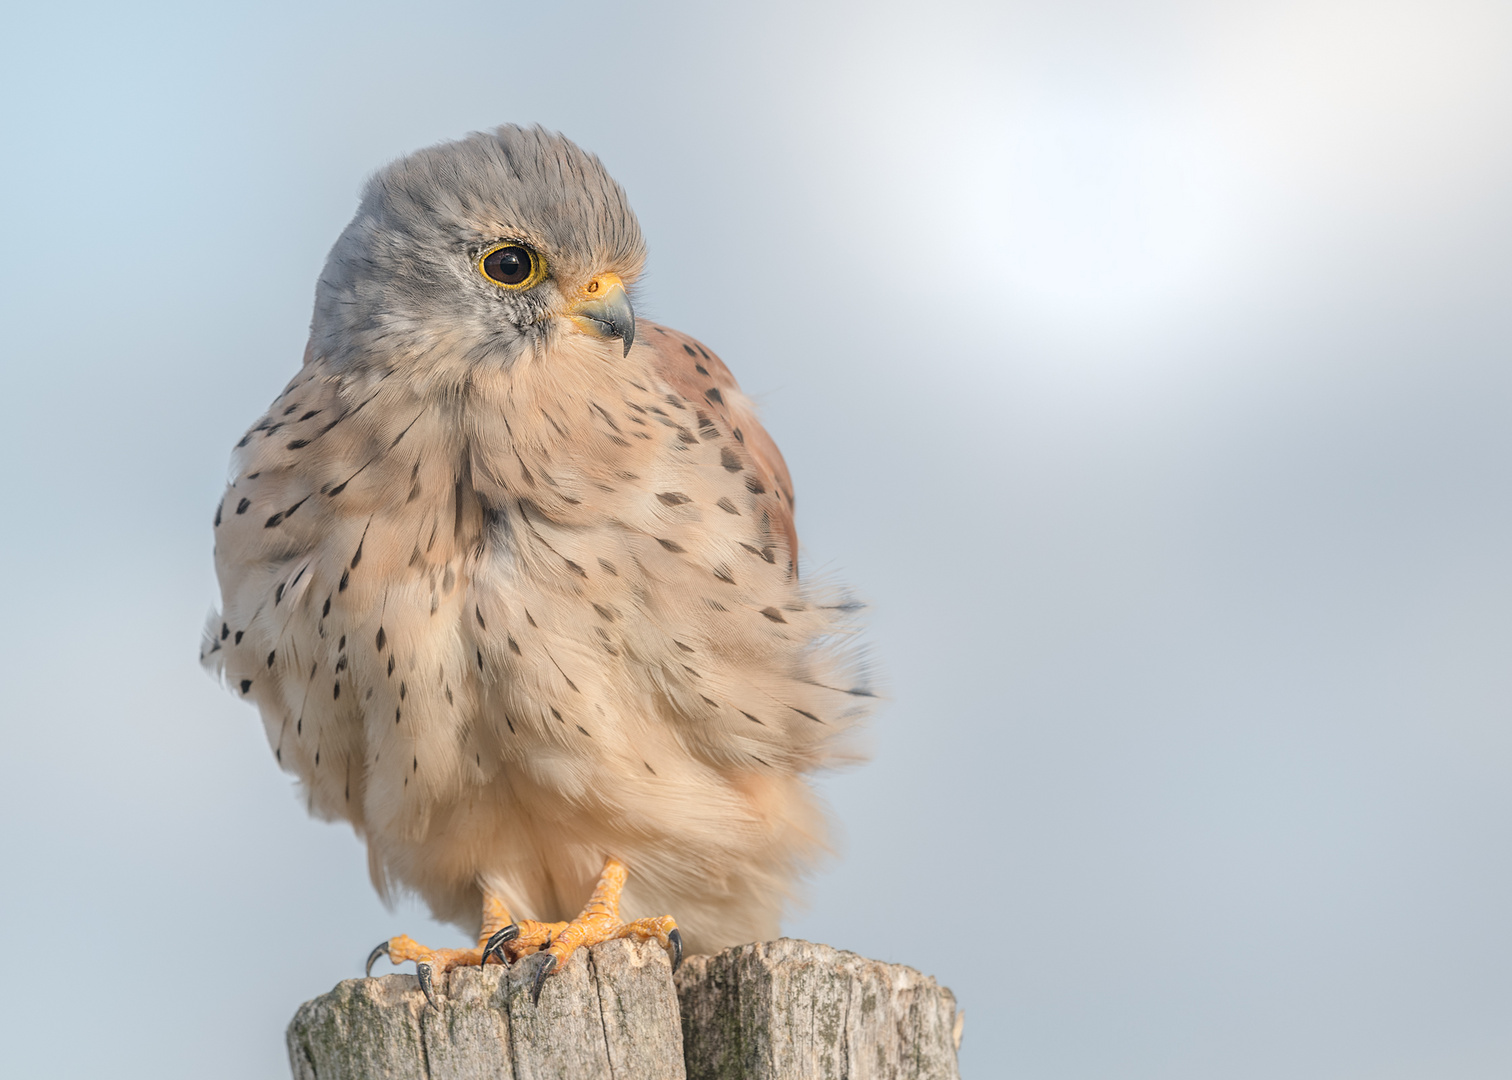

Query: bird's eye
(479, 244), (543, 289)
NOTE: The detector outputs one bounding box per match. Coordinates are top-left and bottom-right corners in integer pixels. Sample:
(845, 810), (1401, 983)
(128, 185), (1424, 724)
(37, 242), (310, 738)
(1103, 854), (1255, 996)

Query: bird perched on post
(202, 125), (871, 1004)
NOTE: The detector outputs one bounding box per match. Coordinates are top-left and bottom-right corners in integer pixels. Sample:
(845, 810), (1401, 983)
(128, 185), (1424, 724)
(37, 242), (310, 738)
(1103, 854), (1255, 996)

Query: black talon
(416, 960), (438, 1009)
(668, 928), (683, 974)
(482, 923), (520, 966)
(530, 953), (558, 1006)
(365, 941), (390, 977)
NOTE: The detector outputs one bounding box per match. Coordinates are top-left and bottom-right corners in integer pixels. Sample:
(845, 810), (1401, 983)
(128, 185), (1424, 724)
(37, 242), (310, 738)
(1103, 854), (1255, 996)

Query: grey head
(311, 124), (646, 381)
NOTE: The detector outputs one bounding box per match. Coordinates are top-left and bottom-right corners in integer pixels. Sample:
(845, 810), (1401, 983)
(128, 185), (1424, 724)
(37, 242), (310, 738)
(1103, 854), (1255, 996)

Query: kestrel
(203, 125), (871, 1003)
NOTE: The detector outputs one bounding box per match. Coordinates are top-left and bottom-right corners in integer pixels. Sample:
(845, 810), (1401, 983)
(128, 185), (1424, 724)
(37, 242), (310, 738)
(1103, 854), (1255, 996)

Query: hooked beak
(567, 272), (635, 356)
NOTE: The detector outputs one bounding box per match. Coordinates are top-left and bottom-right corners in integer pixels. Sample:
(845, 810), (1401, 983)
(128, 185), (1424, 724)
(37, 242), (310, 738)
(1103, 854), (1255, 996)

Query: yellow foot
(478, 857), (681, 1005)
(479, 917), (569, 963)
(367, 861), (680, 1008)
(365, 894), (518, 1008)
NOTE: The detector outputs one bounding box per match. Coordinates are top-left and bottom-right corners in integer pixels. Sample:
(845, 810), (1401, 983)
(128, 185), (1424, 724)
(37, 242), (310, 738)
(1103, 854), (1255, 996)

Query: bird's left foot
(480, 857), (681, 1005)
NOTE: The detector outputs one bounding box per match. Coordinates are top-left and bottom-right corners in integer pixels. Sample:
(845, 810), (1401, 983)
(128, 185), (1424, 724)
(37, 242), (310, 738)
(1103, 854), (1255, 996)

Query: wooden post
(287, 938), (962, 1079)
(678, 939), (963, 1080)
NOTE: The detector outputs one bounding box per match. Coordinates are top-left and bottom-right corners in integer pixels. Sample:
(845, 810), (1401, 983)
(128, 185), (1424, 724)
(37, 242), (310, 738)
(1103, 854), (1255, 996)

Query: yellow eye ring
(479, 243), (546, 290)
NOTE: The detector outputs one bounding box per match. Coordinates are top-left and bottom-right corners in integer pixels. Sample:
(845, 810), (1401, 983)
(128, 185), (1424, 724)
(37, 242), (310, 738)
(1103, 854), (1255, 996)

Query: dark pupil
(485, 246), (531, 285)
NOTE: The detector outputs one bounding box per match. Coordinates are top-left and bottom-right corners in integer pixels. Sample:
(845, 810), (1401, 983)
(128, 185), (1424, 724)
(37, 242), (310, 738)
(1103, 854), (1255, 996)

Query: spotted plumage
(202, 125), (870, 965)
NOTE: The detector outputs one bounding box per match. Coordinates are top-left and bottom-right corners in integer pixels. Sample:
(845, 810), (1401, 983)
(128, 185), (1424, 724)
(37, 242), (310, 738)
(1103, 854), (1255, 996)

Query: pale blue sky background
(3, 1), (1512, 1076)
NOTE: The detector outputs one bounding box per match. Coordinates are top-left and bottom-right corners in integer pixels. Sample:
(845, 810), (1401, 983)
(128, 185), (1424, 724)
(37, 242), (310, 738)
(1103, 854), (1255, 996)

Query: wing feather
(641, 324), (800, 571)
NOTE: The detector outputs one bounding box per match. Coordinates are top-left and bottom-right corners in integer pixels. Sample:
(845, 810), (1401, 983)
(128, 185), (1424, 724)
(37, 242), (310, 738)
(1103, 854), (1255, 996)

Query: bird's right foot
(364, 894), (537, 1008)
(364, 936), (495, 1008)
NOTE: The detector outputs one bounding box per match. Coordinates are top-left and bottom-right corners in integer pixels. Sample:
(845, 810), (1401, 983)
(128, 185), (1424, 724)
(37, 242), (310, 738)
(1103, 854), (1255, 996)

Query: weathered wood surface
(287, 937), (961, 1079)
(288, 937), (684, 1080)
(678, 939), (962, 1080)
